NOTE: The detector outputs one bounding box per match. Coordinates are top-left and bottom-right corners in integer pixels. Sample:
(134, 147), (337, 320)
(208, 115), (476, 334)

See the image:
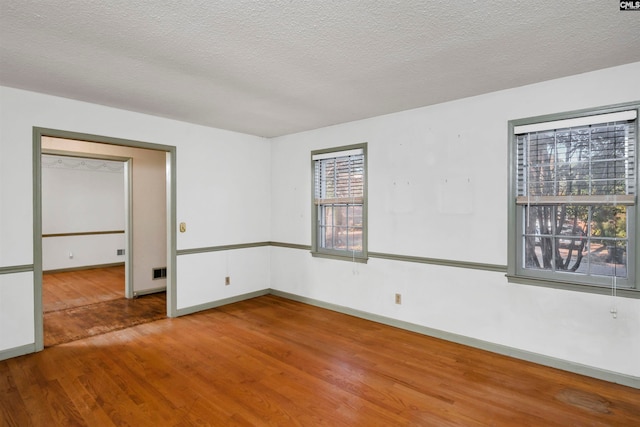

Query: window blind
(517, 116), (636, 202)
(314, 152), (365, 205)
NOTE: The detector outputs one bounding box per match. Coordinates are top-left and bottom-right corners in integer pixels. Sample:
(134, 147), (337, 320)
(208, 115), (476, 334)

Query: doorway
(33, 128), (177, 351)
(41, 153), (130, 294)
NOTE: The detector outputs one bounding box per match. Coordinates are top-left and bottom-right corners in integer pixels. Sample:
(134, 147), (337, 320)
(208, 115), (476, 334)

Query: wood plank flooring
(43, 266), (166, 346)
(2, 295), (639, 426)
(43, 266), (126, 312)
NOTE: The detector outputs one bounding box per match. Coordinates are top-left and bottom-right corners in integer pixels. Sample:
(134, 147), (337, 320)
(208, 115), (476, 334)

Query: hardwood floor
(43, 266), (125, 311)
(2, 295), (639, 426)
(43, 266), (166, 346)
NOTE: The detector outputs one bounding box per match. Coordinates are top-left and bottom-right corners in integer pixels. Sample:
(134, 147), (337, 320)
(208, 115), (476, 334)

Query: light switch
(179, 222), (186, 233)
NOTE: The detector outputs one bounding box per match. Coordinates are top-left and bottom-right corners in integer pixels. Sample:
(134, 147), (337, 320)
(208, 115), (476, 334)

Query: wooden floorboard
(2, 294), (639, 426)
(42, 266), (166, 347)
(43, 266), (125, 313)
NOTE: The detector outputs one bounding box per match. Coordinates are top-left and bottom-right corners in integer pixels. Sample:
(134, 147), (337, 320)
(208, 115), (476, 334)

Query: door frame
(33, 127), (178, 351)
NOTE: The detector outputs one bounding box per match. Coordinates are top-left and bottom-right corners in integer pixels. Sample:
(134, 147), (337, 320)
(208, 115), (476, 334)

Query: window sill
(311, 251), (368, 264)
(506, 274), (640, 299)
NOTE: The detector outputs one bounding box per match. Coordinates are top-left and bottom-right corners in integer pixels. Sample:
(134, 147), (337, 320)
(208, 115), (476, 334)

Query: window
(508, 104), (640, 295)
(312, 144), (367, 262)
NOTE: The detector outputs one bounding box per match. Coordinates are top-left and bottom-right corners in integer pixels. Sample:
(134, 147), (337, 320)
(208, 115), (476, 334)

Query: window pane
(587, 205), (627, 278)
(318, 203), (364, 254)
(322, 205), (333, 227)
(524, 236), (553, 270)
(523, 203), (630, 278)
(585, 241), (627, 278)
(323, 225), (335, 249)
(319, 205), (332, 249)
(554, 237), (585, 273)
(348, 227), (363, 252)
(590, 205), (626, 239)
(348, 205), (362, 227)
(524, 205), (554, 236)
(334, 226), (347, 250)
(333, 206), (347, 227)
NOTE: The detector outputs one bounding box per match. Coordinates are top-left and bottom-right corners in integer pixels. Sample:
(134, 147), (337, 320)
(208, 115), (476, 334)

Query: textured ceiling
(1, 1), (639, 137)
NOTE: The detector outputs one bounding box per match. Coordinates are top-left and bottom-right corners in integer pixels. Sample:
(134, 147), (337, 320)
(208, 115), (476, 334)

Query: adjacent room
(40, 146), (167, 347)
(1, 1), (639, 425)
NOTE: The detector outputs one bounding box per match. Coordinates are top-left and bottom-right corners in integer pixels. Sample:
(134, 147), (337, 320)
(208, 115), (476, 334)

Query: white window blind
(516, 114), (636, 203)
(314, 151), (364, 205)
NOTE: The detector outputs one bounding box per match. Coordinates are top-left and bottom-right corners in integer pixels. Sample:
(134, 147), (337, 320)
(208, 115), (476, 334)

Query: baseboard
(133, 286), (166, 297)
(269, 289), (640, 390)
(174, 289), (270, 317)
(0, 343), (36, 361)
(43, 262), (125, 273)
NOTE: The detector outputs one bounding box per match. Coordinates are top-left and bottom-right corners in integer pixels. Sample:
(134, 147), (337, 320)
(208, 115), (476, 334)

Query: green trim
(310, 142), (368, 262)
(507, 101), (640, 294)
(42, 230), (125, 238)
(124, 159), (134, 299)
(37, 127), (174, 151)
(0, 344), (36, 362)
(507, 119), (518, 278)
(33, 128), (44, 352)
(310, 143), (366, 157)
(174, 289), (269, 317)
(41, 148), (131, 163)
(166, 151), (178, 318)
(133, 287), (166, 298)
(177, 242), (270, 256)
(0, 265), (33, 275)
(311, 251), (368, 263)
(269, 241), (311, 250)
(369, 251), (506, 272)
(178, 240), (506, 272)
(269, 290), (640, 389)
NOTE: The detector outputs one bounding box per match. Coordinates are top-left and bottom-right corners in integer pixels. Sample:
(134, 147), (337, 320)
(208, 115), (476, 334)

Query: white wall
(270, 62), (640, 379)
(42, 234), (125, 271)
(42, 156), (125, 233)
(177, 248), (269, 310)
(41, 155), (126, 271)
(0, 86), (271, 354)
(0, 272), (34, 351)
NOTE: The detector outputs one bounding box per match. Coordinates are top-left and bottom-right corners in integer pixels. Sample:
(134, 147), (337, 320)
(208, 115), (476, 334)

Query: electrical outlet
(225, 276), (231, 286)
(395, 293), (402, 304)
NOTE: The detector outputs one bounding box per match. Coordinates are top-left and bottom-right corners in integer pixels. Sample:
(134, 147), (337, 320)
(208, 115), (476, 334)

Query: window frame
(507, 102), (640, 298)
(311, 143), (368, 263)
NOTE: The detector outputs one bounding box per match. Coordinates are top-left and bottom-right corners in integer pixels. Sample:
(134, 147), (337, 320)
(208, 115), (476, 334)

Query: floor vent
(117, 249), (125, 256)
(152, 267), (167, 280)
